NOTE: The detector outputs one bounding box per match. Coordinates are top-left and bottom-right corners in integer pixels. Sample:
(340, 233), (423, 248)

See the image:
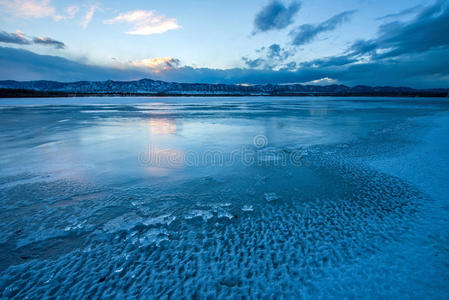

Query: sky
(0, 0), (448, 88)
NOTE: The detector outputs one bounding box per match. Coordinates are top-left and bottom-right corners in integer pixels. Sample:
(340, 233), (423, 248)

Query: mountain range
(1, 79), (448, 97)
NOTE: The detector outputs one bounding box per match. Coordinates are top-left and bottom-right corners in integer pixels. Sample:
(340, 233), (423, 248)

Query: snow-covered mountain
(0, 78), (448, 96)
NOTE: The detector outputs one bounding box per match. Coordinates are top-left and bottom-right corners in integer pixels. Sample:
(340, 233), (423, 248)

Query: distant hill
(0, 78), (448, 97)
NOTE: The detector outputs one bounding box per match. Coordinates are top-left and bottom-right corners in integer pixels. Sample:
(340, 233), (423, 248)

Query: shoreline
(1, 91), (448, 98)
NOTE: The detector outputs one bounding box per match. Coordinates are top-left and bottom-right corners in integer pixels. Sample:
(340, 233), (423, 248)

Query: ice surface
(0, 97), (449, 298)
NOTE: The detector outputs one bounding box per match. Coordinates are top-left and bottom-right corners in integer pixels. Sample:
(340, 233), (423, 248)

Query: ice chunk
(64, 220), (86, 231)
(142, 214), (176, 226)
(217, 210), (234, 219)
(264, 192), (280, 202)
(184, 210), (213, 222)
(103, 214), (144, 233)
(139, 228), (169, 247)
(242, 205), (254, 212)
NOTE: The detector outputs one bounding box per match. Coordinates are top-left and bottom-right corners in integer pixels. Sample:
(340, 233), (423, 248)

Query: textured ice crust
(0, 145), (425, 298)
(0, 98), (448, 298)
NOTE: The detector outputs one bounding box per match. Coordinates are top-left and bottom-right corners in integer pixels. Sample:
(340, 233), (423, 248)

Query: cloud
(284, 61), (296, 70)
(1, 45), (449, 88)
(336, 48), (449, 87)
(0, 30), (65, 49)
(159, 48), (449, 88)
(32, 37), (65, 49)
(375, 1), (449, 58)
(80, 5), (98, 29)
(267, 44), (282, 58)
(253, 1), (301, 33)
(131, 57), (181, 72)
(290, 10), (356, 45)
(376, 4), (423, 21)
(0, 0), (83, 22)
(242, 43), (294, 70)
(266, 43), (293, 60)
(303, 77), (339, 86)
(299, 55), (357, 68)
(0, 30), (32, 45)
(0, 0), (55, 18)
(347, 0), (449, 59)
(242, 57), (266, 68)
(53, 5), (80, 21)
(104, 10), (180, 35)
(0, 46), (148, 81)
(65, 6), (80, 19)
(3, 1), (449, 90)
(348, 39), (377, 56)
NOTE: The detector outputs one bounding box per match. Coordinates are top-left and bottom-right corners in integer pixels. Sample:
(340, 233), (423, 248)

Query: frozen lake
(1, 97), (449, 298)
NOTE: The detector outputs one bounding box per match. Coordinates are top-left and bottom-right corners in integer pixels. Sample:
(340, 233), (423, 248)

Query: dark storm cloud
(347, 0), (449, 59)
(32, 37), (66, 49)
(289, 10), (356, 46)
(375, 0), (449, 58)
(0, 31), (32, 45)
(337, 48), (449, 87)
(157, 48), (449, 88)
(253, 1), (301, 33)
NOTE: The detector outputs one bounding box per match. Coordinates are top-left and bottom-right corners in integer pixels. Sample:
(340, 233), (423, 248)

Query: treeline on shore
(1, 88), (448, 98)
